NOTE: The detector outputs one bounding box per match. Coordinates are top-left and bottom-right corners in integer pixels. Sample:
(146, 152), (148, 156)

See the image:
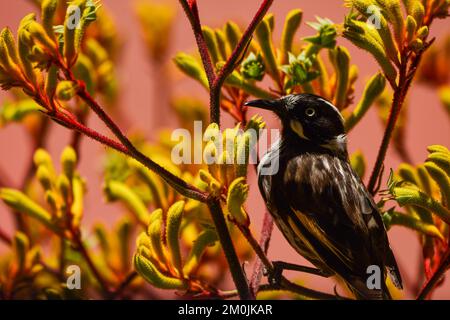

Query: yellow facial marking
(290, 120), (309, 140)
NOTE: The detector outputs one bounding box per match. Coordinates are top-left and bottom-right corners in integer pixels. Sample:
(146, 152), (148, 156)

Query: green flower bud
(240, 52), (265, 81)
(166, 201), (185, 276)
(173, 52), (209, 89)
(227, 177), (250, 226)
(304, 17), (337, 49)
(0, 188), (58, 233)
(56, 80), (78, 101)
(182, 229), (217, 276)
(350, 150), (366, 179)
(134, 253), (188, 290)
(13, 232), (29, 273)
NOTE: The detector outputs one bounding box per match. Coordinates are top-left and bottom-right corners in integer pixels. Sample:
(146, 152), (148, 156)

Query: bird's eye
(305, 108), (316, 117)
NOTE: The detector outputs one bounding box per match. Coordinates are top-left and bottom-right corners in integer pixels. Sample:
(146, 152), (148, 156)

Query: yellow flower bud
(227, 177), (250, 226)
(61, 146), (77, 180)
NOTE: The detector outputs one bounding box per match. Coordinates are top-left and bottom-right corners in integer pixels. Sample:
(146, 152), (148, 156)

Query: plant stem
(110, 271), (139, 299)
(70, 107), (89, 157)
(71, 228), (111, 296)
(234, 220), (344, 300)
(178, 0), (274, 300)
(178, 0), (216, 87)
(179, 0), (273, 125)
(50, 57), (209, 202)
(16, 117), (51, 238)
(207, 198), (252, 300)
(249, 210), (274, 296)
(417, 249), (450, 300)
(0, 227), (11, 245)
(210, 0), (273, 124)
(367, 46), (429, 194)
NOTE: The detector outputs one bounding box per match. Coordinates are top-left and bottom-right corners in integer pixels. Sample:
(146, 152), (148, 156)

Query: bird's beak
(244, 98), (285, 117)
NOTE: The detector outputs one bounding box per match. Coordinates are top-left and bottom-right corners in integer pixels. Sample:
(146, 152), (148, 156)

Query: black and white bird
(245, 93), (402, 299)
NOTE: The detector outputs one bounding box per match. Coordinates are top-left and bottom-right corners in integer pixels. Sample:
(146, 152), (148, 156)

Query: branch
(207, 198), (253, 300)
(110, 271), (139, 299)
(0, 226), (11, 246)
(210, 0), (274, 124)
(367, 39), (433, 194)
(249, 211), (274, 296)
(233, 219), (346, 300)
(417, 249), (450, 300)
(178, 0), (216, 87)
(177, 0), (274, 300)
(180, 0), (273, 124)
(71, 227), (111, 296)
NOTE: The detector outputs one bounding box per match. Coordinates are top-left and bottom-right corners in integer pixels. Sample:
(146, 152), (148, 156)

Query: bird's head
(245, 93), (347, 153)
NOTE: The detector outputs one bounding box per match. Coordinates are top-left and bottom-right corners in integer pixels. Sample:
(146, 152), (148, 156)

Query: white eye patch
(290, 120), (309, 140)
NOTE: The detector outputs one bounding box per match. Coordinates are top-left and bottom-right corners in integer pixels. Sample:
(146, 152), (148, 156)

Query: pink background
(0, 0), (449, 298)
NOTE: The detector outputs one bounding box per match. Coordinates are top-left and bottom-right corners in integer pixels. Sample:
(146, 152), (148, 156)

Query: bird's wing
(282, 153), (402, 289)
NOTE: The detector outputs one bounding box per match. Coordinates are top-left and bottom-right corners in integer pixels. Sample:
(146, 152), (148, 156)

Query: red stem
(249, 210), (274, 296)
(179, 0), (273, 125)
(417, 249), (450, 299)
(367, 45), (429, 194)
(178, 0), (216, 86)
(0, 227), (11, 245)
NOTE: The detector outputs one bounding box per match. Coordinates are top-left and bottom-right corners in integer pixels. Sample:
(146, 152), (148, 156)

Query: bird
(244, 93), (402, 299)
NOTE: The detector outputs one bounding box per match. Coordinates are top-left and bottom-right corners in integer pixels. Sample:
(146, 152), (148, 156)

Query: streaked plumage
(246, 93), (402, 299)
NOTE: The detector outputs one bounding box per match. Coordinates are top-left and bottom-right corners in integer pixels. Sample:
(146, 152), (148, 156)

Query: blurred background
(0, 0), (449, 298)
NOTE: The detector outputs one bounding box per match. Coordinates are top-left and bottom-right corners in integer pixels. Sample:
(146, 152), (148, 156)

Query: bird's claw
(267, 261), (283, 285)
